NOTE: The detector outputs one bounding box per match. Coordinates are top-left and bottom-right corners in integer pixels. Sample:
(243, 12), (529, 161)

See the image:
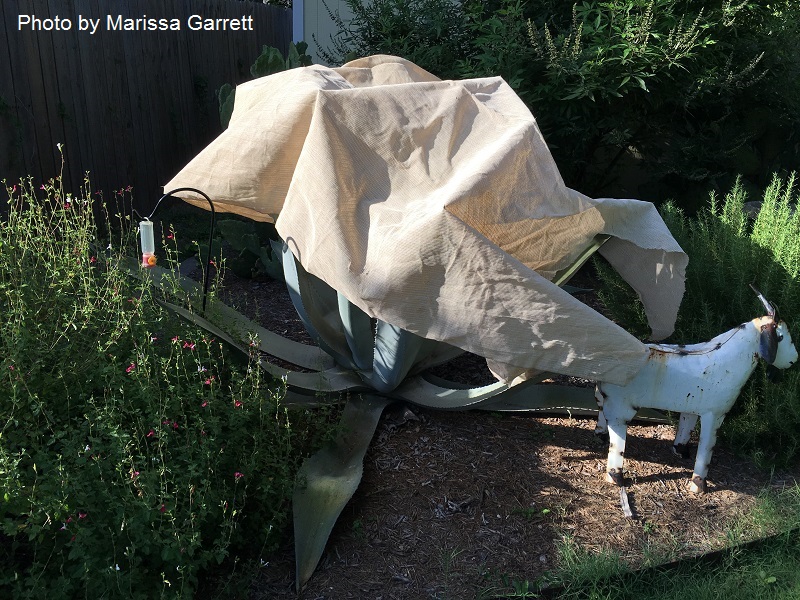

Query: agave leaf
(393, 374), (669, 422)
(370, 321), (428, 392)
(120, 258), (334, 370)
(338, 292), (374, 370)
(281, 242), (356, 369)
(561, 284), (593, 295)
(158, 299), (365, 392)
(552, 234), (610, 287)
(157, 299), (250, 362)
(392, 373), (510, 409)
(209, 300), (333, 370)
(475, 382), (668, 423)
(293, 394), (392, 591)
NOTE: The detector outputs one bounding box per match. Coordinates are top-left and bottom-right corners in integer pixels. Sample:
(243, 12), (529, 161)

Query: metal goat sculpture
(595, 286), (797, 493)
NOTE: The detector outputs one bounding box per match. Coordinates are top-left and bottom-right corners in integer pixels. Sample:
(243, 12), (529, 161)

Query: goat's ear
(759, 321), (779, 364)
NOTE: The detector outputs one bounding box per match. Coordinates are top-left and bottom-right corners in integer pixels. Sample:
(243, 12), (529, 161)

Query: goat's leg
(594, 386), (609, 444)
(604, 406), (636, 486)
(688, 412), (725, 494)
(672, 413), (698, 459)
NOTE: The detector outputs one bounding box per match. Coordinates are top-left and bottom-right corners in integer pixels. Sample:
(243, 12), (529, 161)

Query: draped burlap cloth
(165, 55), (687, 386)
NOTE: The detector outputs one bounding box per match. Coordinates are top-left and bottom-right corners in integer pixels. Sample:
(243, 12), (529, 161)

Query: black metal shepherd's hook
(133, 188), (216, 313)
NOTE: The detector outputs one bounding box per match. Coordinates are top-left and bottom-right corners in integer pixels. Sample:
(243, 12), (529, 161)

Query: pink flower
(126, 363), (136, 373)
(132, 471), (140, 478)
(234, 400), (242, 408)
(160, 504), (166, 513)
(146, 430), (155, 438)
(8, 365), (14, 371)
(150, 336), (158, 343)
(126, 185), (133, 192)
(40, 184), (46, 190)
(201, 401), (208, 408)
(172, 422), (179, 430)
(234, 472), (244, 480)
(183, 341), (196, 350)
(89, 256), (97, 264)
(162, 420), (171, 425)
(166, 233), (174, 240)
(78, 512), (87, 520)
(171, 335), (180, 343)
(11, 185), (17, 193)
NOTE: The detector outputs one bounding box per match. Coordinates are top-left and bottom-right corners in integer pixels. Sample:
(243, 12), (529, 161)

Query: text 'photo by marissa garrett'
(17, 13), (256, 34)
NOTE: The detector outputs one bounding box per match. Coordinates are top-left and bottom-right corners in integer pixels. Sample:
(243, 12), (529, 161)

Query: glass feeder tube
(139, 220), (157, 268)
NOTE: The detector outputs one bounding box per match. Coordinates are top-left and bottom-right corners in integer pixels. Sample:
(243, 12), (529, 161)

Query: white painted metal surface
(595, 301), (797, 494)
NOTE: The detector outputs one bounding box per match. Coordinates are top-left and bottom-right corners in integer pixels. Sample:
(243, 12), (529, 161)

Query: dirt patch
(253, 409), (797, 599)
(203, 263), (799, 599)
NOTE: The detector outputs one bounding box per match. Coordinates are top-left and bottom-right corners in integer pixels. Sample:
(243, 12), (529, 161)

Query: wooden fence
(0, 0), (290, 212)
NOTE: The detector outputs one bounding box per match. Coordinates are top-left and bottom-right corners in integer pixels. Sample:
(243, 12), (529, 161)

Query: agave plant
(125, 231), (669, 590)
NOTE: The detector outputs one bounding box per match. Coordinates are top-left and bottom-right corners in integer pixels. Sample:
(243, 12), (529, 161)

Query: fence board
(47, 0), (81, 191)
(120, 8), (158, 203)
(35, 0), (66, 177)
(0, 0), (291, 211)
(0, 4), (21, 177)
(4, 2), (39, 180)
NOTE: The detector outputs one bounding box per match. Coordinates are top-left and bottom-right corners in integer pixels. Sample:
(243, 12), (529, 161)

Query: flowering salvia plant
(0, 167), (329, 598)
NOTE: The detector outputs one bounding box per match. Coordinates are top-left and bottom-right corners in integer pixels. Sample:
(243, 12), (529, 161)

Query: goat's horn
(750, 283), (775, 316)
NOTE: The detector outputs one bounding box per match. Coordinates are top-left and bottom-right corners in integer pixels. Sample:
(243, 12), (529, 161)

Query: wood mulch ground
(198, 261), (800, 599)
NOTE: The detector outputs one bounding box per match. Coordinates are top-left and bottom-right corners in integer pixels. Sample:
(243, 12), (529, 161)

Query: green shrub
(319, 0), (472, 79)
(0, 174), (326, 597)
(595, 174), (800, 467)
(324, 0), (800, 205)
(513, 0), (800, 200)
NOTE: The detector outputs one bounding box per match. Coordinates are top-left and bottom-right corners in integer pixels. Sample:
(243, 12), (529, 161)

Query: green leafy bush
(319, 0), (471, 79)
(323, 0), (800, 205)
(595, 174), (800, 467)
(0, 174), (325, 597)
(494, 0), (800, 200)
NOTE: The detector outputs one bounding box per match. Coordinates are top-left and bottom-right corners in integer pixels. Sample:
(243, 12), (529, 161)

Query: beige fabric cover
(166, 55), (687, 386)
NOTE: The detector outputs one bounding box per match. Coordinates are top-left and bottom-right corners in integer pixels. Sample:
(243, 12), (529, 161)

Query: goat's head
(750, 285), (798, 370)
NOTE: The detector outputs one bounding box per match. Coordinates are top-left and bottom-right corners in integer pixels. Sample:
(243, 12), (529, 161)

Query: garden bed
(206, 263), (800, 599)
